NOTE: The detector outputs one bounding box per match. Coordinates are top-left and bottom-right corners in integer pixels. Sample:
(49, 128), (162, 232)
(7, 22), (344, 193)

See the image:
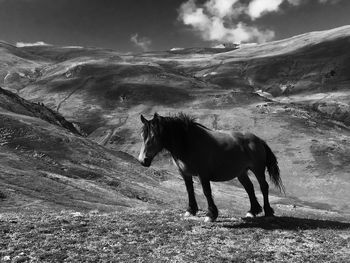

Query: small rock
(2, 256), (11, 262)
(71, 212), (83, 217)
(13, 255), (29, 263)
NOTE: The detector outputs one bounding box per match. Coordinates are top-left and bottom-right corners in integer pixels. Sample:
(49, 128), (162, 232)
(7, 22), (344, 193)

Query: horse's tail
(262, 140), (285, 194)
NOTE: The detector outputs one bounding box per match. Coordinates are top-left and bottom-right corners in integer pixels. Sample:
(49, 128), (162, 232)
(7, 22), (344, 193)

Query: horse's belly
(209, 154), (249, 182)
(209, 173), (235, 182)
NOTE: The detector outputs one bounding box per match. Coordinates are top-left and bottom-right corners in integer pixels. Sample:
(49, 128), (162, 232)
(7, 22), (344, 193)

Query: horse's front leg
(181, 173), (198, 217)
(199, 177), (218, 222)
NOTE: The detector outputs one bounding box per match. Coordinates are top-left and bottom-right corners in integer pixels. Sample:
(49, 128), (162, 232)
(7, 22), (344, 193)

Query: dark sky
(0, 0), (349, 52)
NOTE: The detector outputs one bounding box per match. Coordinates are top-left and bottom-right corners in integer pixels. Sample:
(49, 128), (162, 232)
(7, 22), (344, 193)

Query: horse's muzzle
(140, 157), (152, 167)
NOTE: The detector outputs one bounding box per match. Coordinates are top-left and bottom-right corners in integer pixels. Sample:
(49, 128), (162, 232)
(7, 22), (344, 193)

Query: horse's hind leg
(238, 172), (262, 217)
(253, 169), (274, 217)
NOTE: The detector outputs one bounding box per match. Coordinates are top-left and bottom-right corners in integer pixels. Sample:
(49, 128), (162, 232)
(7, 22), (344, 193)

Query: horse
(138, 112), (285, 222)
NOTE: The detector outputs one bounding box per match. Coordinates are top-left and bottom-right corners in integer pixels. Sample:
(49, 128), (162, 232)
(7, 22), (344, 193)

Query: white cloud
(204, 0), (240, 18)
(170, 47), (184, 51)
(247, 0), (284, 20)
(130, 33), (152, 51)
(178, 0), (343, 44)
(16, 41), (50, 47)
(179, 0), (275, 43)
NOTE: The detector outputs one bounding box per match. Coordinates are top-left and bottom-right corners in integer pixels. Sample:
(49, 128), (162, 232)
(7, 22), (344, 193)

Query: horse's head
(138, 112), (164, 167)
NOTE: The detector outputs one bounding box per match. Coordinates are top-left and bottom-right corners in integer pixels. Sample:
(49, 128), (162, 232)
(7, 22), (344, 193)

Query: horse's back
(193, 127), (267, 180)
(208, 130), (258, 151)
(203, 131), (255, 180)
(226, 131), (266, 164)
(231, 131), (258, 141)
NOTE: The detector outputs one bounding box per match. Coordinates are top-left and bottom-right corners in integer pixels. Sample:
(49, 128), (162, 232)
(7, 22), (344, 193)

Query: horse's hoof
(245, 212), (255, 218)
(264, 214), (275, 219)
(184, 211), (192, 217)
(204, 216), (214, 223)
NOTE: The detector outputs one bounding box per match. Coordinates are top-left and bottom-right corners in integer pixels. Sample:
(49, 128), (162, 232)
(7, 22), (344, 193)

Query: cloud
(247, 0), (284, 20)
(178, 0), (343, 44)
(16, 41), (50, 47)
(204, 0), (240, 18)
(130, 33), (152, 51)
(179, 0), (275, 43)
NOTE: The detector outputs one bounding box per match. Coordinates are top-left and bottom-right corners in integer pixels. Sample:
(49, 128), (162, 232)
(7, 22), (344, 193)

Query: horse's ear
(140, 114), (147, 124)
(154, 112), (159, 119)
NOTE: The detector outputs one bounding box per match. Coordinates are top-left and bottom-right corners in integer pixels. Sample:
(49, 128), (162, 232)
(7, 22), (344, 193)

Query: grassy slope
(0, 87), (81, 135)
(0, 93), (192, 212)
(0, 209), (349, 262)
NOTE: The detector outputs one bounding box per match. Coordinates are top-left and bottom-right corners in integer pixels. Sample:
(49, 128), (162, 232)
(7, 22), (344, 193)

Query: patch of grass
(0, 209), (349, 262)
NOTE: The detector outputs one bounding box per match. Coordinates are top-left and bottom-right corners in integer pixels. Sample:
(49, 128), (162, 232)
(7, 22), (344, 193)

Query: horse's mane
(155, 113), (210, 158)
(162, 113), (210, 131)
(142, 113), (194, 139)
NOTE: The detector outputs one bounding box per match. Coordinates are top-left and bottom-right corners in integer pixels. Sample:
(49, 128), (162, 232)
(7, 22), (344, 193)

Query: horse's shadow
(219, 216), (350, 230)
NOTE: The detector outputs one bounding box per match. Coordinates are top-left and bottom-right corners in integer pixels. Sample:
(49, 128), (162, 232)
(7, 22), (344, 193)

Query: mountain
(1, 25), (350, 263)
(0, 26), (350, 216)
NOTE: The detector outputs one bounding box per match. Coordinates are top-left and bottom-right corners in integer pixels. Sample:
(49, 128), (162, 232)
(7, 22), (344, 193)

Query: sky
(0, 0), (350, 52)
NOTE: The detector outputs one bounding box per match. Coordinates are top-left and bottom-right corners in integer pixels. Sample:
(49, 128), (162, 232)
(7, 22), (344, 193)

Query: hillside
(1, 88), (283, 215)
(0, 27), (349, 208)
(0, 88), (190, 212)
(2, 26), (349, 214)
(0, 25), (350, 263)
(0, 87), (81, 135)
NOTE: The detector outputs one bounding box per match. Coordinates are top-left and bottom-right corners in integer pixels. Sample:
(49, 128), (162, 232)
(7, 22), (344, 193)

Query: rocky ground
(0, 209), (349, 263)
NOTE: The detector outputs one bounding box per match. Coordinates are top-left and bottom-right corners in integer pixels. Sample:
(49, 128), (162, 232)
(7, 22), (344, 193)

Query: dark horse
(138, 113), (284, 222)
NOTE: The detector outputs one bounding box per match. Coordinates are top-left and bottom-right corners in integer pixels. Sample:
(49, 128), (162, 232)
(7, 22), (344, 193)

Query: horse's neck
(164, 123), (205, 161)
(163, 124), (186, 159)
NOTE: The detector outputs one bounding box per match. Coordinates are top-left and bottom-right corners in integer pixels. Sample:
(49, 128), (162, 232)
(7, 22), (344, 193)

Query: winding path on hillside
(94, 116), (129, 146)
(56, 77), (94, 113)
